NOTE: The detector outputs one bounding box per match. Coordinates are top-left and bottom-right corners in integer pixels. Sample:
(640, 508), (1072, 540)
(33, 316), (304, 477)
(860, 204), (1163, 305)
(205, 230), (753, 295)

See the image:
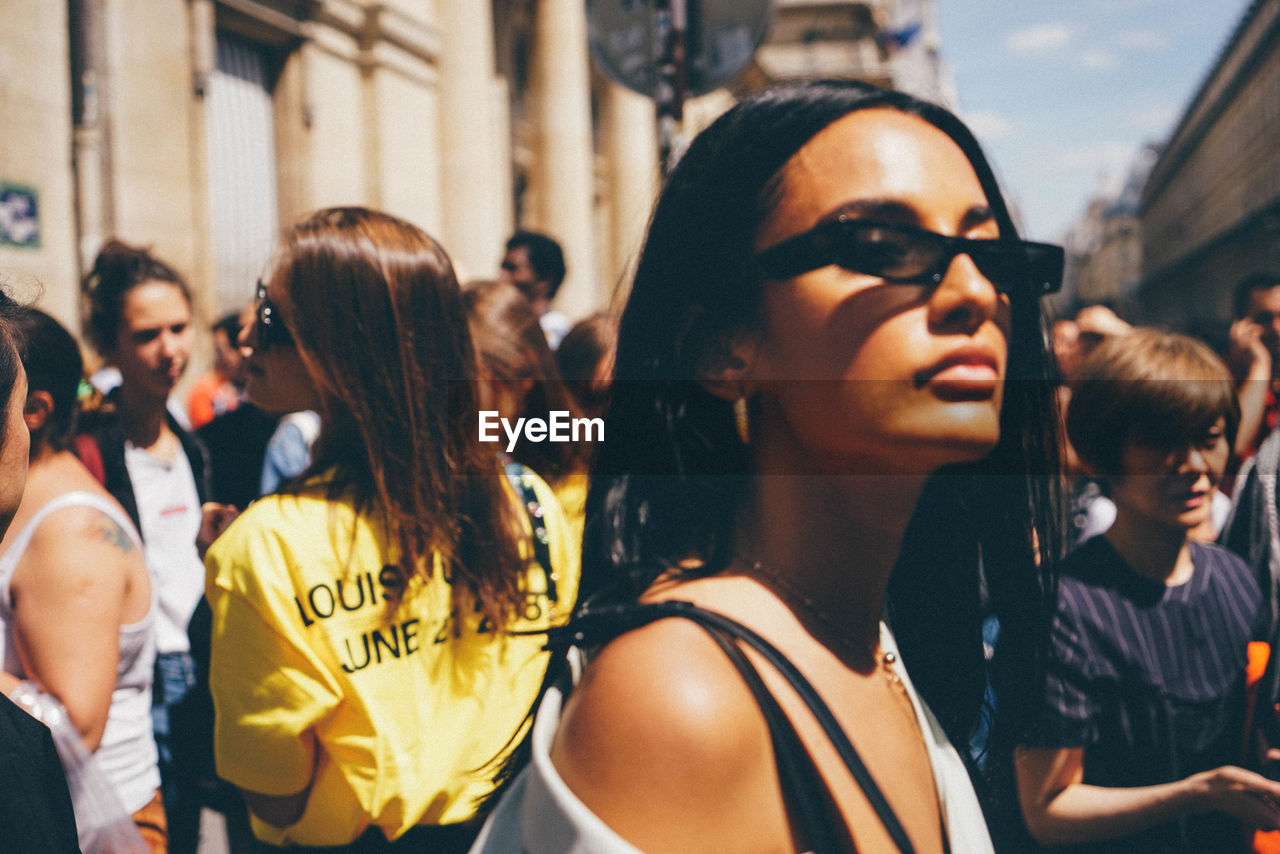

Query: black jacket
(76, 402), (211, 536)
(0, 692), (80, 852)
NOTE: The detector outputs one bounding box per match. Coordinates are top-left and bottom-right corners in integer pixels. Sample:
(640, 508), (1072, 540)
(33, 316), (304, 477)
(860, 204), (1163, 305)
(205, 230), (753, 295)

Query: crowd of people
(2, 77), (1280, 854)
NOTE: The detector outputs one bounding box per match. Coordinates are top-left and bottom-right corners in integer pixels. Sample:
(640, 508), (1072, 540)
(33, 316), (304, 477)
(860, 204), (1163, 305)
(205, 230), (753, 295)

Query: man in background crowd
(1227, 272), (1280, 460)
(499, 230), (571, 349)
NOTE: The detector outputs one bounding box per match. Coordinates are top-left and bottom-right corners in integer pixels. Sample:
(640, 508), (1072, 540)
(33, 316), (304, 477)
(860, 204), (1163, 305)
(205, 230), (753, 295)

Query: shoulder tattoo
(98, 518), (136, 554)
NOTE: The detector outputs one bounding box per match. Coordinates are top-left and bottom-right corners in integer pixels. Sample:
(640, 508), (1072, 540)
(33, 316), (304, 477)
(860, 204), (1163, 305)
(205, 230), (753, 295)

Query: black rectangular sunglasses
(754, 218), (1064, 299)
(255, 279), (295, 350)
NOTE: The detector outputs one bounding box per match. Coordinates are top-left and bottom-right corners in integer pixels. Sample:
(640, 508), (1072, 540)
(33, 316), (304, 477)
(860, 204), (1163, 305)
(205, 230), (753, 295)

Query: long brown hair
(463, 279), (589, 484)
(268, 207), (525, 622)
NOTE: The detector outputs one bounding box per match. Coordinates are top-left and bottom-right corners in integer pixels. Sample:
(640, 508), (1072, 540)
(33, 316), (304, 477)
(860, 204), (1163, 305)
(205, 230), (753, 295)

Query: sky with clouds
(934, 0), (1254, 242)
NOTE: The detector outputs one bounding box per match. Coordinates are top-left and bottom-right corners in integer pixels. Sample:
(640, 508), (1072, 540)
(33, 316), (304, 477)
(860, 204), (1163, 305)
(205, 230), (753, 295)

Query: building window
(206, 32), (280, 313)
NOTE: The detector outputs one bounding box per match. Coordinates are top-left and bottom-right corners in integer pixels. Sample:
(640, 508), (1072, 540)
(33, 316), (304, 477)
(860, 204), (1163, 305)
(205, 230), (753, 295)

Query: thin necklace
(745, 558), (910, 700)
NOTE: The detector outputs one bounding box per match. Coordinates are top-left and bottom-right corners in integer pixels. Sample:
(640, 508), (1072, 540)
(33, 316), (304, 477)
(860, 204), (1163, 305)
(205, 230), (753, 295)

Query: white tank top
(0, 491), (161, 813)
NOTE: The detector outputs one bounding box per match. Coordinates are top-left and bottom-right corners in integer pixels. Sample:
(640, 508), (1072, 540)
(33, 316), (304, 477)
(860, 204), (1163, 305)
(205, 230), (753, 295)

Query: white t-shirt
(125, 441), (205, 655)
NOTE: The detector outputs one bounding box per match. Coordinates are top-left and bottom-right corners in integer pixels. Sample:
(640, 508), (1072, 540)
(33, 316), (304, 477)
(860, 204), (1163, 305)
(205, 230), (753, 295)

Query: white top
(0, 492), (160, 813)
(125, 440), (205, 655)
(470, 623), (994, 854)
(540, 311), (572, 351)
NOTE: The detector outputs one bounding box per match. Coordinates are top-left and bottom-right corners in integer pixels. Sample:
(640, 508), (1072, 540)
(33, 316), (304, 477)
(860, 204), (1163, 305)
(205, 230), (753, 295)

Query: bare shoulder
(556, 574), (793, 766)
(557, 615), (763, 767)
(31, 502), (136, 554)
(551, 613), (782, 850)
(20, 501), (141, 591)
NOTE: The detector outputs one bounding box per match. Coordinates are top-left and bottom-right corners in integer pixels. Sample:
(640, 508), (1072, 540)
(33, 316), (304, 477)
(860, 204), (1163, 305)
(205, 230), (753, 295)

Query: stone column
(601, 79), (658, 308)
(358, 6), (443, 235)
(436, 1), (510, 282)
(527, 0), (599, 318)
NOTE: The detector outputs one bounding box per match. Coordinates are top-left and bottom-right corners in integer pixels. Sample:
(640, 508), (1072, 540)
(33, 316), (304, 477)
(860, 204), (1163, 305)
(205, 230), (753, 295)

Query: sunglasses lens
(967, 244), (1025, 292)
(970, 243), (1064, 297)
(836, 223), (940, 281)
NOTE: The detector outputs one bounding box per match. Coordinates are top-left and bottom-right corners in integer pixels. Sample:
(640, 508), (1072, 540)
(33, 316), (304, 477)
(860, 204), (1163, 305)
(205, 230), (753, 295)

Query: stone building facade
(1138, 0), (1280, 328)
(1059, 145), (1158, 319)
(0, 1), (934, 377)
(0, 0), (662, 358)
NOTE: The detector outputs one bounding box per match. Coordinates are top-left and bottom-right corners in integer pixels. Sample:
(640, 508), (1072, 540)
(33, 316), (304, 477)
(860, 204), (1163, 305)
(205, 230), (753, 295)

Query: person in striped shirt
(1017, 328), (1279, 853)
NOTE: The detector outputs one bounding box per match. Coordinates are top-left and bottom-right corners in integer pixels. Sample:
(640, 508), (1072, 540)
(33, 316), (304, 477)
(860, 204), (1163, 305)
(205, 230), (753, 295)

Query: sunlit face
(239, 278), (323, 415)
(111, 280), (195, 403)
(1109, 418), (1229, 534)
(0, 364), (30, 537)
(748, 109), (1011, 474)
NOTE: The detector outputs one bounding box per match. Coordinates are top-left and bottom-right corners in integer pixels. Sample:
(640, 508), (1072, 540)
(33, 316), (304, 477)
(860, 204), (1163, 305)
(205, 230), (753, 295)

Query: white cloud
(960, 110), (1015, 143)
(1004, 23), (1074, 55)
(1079, 48), (1119, 71)
(1115, 29), (1170, 50)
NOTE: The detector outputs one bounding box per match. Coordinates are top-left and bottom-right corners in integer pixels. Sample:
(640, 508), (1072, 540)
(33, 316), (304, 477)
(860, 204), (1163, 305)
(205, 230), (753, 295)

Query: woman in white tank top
(0, 309), (163, 851)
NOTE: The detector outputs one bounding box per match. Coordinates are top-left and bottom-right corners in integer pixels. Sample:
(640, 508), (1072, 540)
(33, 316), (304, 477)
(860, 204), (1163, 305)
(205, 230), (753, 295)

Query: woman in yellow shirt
(205, 207), (578, 852)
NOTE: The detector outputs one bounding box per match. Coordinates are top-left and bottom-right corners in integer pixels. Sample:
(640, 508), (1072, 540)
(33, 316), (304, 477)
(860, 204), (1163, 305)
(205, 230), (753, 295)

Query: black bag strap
(562, 600), (916, 854)
(699, 619), (855, 853)
(502, 460), (559, 604)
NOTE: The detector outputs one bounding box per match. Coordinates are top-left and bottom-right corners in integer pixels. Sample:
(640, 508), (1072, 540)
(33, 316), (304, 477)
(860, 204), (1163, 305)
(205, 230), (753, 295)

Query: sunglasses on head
(753, 218), (1064, 299)
(255, 280), (294, 350)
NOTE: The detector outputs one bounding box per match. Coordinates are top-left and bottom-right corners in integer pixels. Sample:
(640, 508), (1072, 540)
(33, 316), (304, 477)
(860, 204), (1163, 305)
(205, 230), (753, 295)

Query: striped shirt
(1028, 537), (1263, 853)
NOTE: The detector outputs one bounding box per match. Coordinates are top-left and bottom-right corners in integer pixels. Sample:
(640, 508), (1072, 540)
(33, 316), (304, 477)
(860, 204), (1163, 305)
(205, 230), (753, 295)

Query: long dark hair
(584, 80), (1063, 762)
(267, 207), (527, 624)
(16, 309), (83, 455)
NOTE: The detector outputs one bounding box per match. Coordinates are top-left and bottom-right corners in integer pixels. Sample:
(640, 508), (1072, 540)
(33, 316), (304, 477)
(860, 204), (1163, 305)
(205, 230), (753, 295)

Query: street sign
(587, 0), (773, 98)
(0, 183), (40, 249)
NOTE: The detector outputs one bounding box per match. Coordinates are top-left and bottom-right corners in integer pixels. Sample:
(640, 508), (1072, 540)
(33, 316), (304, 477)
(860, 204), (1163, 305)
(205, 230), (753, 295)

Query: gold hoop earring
(734, 395), (750, 445)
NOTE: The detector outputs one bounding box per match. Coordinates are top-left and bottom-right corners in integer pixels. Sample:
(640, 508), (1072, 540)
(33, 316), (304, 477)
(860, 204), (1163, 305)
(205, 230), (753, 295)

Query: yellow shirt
(205, 472), (579, 847)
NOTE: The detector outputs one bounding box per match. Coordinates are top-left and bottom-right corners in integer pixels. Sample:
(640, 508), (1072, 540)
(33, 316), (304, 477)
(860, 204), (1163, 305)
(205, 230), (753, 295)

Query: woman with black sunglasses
(205, 207), (578, 851)
(473, 80), (1064, 854)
